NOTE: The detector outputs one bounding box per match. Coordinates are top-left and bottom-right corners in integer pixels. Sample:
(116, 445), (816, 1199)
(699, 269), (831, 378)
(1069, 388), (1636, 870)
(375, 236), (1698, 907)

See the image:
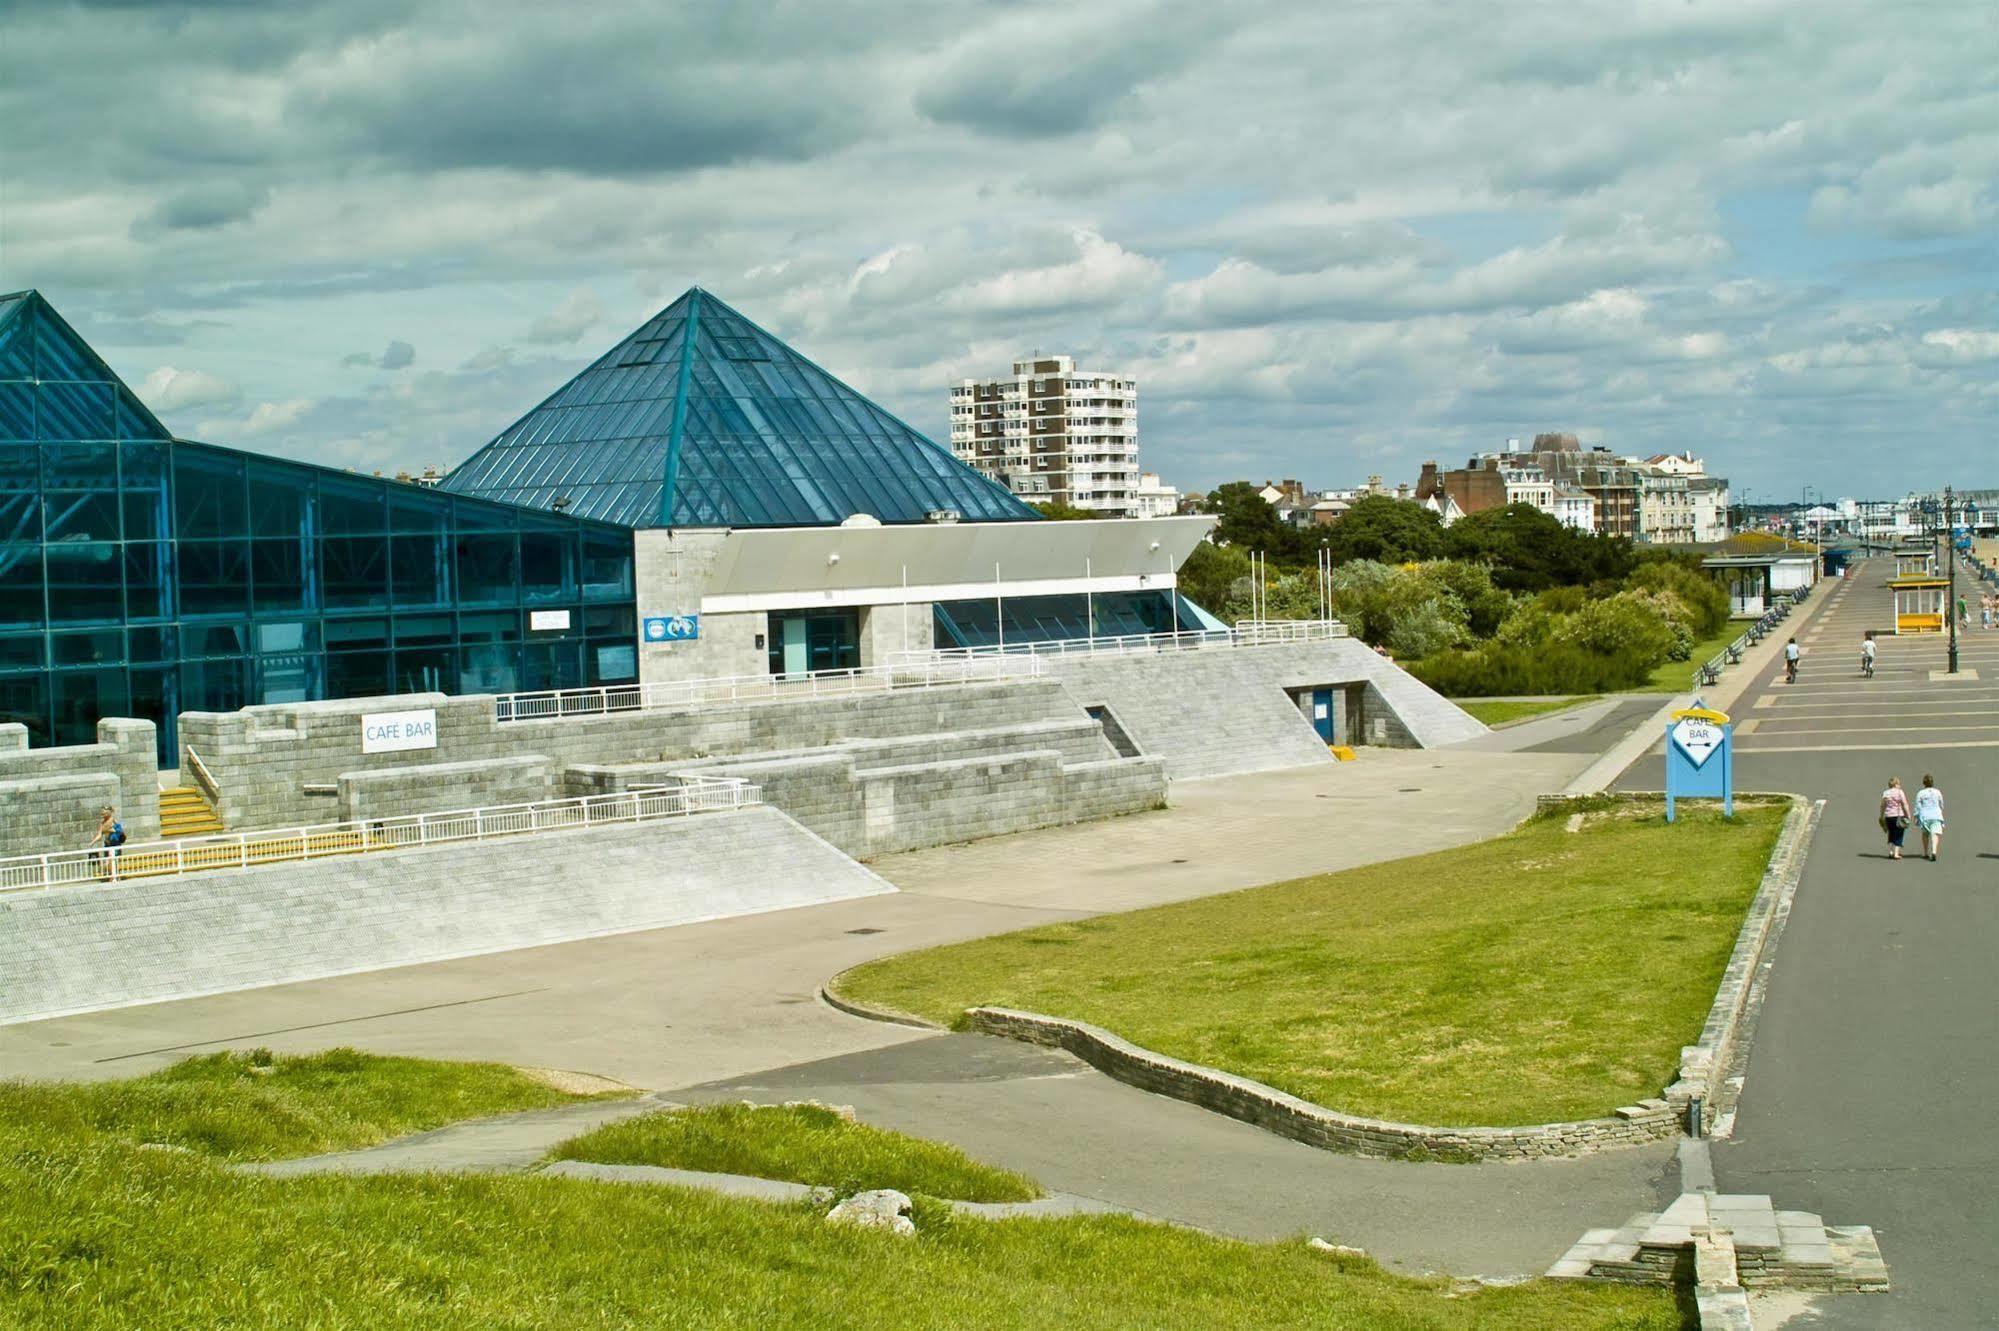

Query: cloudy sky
(3, 0), (1993, 501)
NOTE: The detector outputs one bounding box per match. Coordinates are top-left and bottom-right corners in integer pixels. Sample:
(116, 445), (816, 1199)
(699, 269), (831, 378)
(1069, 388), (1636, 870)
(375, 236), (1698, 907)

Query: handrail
(491, 656), (1044, 723)
(896, 619), (1348, 664)
(183, 745), (221, 805)
(0, 775), (758, 896)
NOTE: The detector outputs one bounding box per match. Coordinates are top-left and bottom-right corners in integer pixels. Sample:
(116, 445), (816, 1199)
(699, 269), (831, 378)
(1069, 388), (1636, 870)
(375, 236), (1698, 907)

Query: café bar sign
(362, 708), (438, 755)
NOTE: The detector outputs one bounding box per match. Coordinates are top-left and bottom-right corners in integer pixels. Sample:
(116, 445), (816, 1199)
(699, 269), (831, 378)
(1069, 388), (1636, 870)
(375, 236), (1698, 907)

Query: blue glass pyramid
(442, 288), (1039, 529)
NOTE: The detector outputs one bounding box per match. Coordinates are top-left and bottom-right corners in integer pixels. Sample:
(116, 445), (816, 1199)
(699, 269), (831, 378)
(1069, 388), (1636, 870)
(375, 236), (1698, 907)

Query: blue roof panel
(441, 288), (1038, 529)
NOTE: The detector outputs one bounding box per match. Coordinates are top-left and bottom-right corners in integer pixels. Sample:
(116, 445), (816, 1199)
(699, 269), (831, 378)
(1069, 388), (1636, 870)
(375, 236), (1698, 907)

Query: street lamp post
(1946, 486), (1960, 675)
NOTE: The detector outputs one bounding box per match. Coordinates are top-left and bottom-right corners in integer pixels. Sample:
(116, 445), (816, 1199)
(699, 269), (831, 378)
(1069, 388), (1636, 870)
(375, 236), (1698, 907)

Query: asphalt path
(1621, 559), (1999, 1330)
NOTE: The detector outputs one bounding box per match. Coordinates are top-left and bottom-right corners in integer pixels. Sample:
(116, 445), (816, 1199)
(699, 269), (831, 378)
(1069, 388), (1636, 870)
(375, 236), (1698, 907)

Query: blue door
(1310, 688), (1335, 742)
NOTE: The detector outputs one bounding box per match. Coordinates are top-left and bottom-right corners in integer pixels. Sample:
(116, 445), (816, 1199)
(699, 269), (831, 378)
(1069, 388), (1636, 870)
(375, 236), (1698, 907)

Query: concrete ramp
(1043, 638), (1486, 780)
(0, 807), (891, 1026)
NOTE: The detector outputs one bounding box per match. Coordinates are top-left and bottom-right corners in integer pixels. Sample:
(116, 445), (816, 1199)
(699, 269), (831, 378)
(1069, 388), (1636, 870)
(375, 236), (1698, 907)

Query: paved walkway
(1621, 559), (1999, 1330)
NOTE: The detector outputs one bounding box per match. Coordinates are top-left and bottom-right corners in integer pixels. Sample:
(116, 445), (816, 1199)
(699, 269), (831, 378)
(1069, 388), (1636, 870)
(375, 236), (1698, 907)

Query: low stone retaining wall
(964, 1007), (1678, 1161)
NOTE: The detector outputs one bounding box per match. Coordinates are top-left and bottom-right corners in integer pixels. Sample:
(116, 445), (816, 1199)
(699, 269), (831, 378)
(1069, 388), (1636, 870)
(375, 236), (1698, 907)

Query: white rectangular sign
(528, 609), (572, 631)
(361, 708), (438, 754)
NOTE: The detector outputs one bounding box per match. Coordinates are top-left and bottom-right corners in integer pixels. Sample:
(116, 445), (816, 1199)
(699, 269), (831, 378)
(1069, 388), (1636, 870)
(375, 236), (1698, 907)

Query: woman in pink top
(1879, 777), (1912, 860)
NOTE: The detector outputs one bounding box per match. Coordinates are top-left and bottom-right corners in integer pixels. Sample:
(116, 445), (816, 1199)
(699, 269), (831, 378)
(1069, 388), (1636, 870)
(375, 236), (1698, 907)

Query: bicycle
(1861, 653), (1875, 679)
(1784, 655), (1799, 685)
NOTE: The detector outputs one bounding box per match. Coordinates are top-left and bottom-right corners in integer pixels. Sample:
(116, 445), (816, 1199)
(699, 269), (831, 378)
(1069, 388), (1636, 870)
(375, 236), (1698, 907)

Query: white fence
(896, 618), (1348, 664)
(492, 656), (1045, 723)
(0, 776), (758, 895)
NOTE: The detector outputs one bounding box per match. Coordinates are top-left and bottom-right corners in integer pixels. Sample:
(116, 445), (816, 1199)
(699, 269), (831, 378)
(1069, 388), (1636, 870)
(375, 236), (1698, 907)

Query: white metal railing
(0, 776), (758, 895)
(184, 745), (221, 804)
(898, 618), (1348, 664)
(492, 655), (1045, 723)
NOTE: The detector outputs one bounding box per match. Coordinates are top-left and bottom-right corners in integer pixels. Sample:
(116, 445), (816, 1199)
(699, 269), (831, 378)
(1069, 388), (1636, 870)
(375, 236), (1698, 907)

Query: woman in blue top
(1913, 775), (1946, 862)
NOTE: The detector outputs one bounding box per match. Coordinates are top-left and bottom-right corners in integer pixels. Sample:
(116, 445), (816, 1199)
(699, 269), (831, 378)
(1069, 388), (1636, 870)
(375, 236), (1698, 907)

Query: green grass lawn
(0, 1051), (1678, 1330)
(1644, 625), (1743, 692)
(835, 801), (1787, 1128)
(1458, 695), (1602, 727)
(551, 1102), (1040, 1202)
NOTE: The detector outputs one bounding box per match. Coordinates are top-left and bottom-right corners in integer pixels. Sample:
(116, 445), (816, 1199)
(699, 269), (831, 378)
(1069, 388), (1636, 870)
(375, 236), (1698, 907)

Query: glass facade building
(443, 288), (1039, 529)
(0, 292), (637, 763)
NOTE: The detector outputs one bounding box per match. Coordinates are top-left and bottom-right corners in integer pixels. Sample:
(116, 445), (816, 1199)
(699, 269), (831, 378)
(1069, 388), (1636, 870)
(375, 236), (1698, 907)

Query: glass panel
(251, 538), (309, 615)
(393, 614), (453, 646)
(323, 617), (389, 649)
(454, 533), (518, 604)
(51, 629), (121, 667)
(173, 449), (248, 537)
(0, 384), (35, 441)
(178, 539), (250, 618)
(319, 477), (387, 534)
(128, 626), (177, 662)
(0, 491), (35, 544)
(457, 611), (520, 643)
(0, 546), (43, 628)
(50, 668), (125, 743)
(128, 669), (174, 744)
(322, 536), (389, 609)
(122, 484), (168, 545)
(518, 531), (573, 604)
(44, 490), (120, 542)
(516, 641), (582, 692)
(0, 443), (38, 489)
(590, 641), (636, 684)
(123, 543), (169, 621)
(584, 605), (634, 636)
(457, 644), (518, 693)
(325, 651), (390, 698)
(0, 674), (48, 743)
(183, 623), (247, 657)
(0, 634), (44, 672)
(42, 441), (118, 489)
(391, 646), (454, 694)
(44, 541), (123, 624)
(249, 466), (310, 538)
(391, 490), (450, 534)
(390, 533), (449, 607)
(180, 656), (248, 713)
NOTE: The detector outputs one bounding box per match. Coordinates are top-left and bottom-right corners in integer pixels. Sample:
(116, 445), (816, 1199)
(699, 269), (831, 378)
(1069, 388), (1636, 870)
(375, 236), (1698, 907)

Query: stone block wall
(0, 805), (893, 1026)
(337, 755), (555, 823)
(179, 681), (1088, 833)
(0, 719), (160, 857)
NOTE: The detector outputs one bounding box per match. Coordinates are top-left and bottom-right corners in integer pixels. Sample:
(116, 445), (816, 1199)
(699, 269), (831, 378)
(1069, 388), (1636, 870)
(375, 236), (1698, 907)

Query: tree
(1203, 482), (1305, 560)
(1175, 541), (1248, 616)
(1445, 503), (1634, 591)
(1322, 494), (1446, 564)
(1033, 501), (1102, 521)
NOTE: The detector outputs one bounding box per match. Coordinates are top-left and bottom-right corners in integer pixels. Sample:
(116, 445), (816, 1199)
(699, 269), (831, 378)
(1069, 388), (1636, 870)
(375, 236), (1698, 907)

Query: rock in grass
(1309, 1237), (1366, 1258)
(826, 1189), (915, 1236)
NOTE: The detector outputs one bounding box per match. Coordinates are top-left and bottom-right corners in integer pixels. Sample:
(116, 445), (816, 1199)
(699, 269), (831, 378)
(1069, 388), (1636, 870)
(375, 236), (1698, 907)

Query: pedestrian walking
(1913, 775), (1946, 862)
(1878, 778), (1912, 860)
(86, 805), (126, 881)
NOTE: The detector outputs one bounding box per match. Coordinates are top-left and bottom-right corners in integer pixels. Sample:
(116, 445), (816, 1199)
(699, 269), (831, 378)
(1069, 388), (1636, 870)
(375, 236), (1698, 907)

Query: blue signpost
(1665, 701), (1733, 822)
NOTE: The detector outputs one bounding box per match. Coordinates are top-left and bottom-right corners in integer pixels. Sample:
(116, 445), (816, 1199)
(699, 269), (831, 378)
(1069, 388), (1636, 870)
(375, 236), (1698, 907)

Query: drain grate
(845, 927), (885, 936)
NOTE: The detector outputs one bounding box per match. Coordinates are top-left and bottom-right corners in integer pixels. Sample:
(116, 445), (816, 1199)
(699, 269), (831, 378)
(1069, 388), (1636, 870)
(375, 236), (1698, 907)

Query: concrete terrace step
(1548, 1192), (1888, 1296)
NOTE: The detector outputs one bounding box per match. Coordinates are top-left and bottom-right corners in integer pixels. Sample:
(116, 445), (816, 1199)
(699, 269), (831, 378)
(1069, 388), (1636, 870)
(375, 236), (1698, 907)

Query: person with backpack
(88, 805), (126, 881)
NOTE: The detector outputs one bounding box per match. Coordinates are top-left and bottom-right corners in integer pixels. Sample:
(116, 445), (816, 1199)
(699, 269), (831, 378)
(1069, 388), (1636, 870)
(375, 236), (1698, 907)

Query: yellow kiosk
(1888, 575), (1946, 634)
(1894, 551), (1936, 577)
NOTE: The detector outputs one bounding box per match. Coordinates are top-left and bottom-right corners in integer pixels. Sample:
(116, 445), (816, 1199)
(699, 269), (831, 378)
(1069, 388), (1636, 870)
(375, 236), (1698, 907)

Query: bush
(1407, 640), (1662, 696)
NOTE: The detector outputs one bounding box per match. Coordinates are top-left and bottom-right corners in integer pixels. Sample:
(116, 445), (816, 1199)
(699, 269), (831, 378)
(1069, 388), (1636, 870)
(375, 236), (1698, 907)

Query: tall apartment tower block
(950, 356), (1139, 515)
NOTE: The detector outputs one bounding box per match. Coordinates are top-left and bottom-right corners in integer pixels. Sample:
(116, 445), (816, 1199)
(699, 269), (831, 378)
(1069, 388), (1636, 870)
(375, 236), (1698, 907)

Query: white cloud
(138, 365), (240, 412)
(526, 290), (604, 345)
(237, 399), (317, 436)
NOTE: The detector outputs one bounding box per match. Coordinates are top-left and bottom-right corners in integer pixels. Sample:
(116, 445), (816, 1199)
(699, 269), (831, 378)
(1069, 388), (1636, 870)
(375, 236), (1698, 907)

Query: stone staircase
(157, 785), (223, 838)
(1550, 1191), (1888, 1296)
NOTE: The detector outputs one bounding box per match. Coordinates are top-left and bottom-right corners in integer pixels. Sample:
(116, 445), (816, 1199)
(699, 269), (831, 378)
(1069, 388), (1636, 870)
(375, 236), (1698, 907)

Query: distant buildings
(1417, 435), (1729, 543)
(951, 355), (1140, 516)
(1131, 472), (1181, 518)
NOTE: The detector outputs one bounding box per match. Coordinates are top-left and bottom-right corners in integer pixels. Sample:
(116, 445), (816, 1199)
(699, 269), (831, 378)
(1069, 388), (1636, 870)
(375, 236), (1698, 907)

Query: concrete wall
(634, 529), (763, 684)
(179, 682), (1088, 833)
(0, 719), (160, 857)
(860, 601), (933, 665)
(1041, 637), (1485, 780)
(568, 719), (1152, 859)
(338, 755), (555, 823)
(0, 805), (893, 1026)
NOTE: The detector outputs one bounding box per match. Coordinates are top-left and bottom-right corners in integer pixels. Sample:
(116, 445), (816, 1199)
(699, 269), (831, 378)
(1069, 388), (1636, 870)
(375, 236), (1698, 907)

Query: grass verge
(835, 800), (1787, 1127)
(551, 1102), (1040, 1202)
(0, 1052), (1678, 1330)
(1458, 695), (1602, 727)
(0, 1047), (612, 1162)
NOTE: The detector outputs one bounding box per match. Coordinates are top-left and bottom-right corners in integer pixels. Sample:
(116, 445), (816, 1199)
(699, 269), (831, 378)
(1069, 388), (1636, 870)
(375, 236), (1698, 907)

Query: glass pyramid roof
(442, 288), (1040, 529)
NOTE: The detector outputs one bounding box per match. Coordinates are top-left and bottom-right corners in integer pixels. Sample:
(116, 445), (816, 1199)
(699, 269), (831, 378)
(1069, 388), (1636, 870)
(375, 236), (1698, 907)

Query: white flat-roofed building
(1132, 472), (1180, 518)
(951, 355), (1140, 516)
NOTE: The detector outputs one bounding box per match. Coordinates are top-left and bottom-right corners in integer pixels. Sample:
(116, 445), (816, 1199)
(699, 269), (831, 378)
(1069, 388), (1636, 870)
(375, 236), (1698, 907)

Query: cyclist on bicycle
(1861, 632), (1876, 679)
(1784, 637), (1800, 684)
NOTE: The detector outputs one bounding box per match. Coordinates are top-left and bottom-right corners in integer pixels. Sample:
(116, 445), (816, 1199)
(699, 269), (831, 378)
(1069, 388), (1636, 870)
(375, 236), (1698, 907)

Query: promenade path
(1620, 557), (1999, 1329)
